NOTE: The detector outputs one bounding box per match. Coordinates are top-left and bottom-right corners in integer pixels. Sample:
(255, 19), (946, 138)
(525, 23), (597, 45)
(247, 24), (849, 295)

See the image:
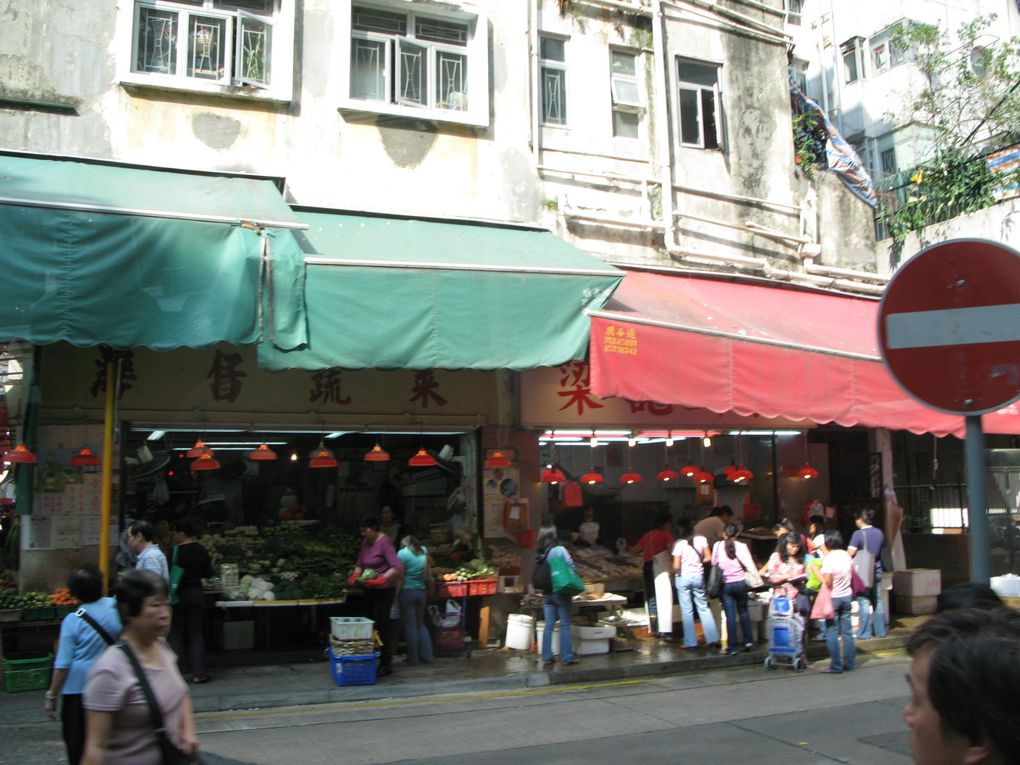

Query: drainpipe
(651, 0), (677, 254)
(530, 0), (541, 168)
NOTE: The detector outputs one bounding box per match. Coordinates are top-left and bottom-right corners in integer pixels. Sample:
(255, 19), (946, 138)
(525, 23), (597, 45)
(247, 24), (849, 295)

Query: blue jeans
(721, 581), (753, 652)
(675, 573), (719, 647)
(825, 595), (856, 671)
(398, 588), (433, 665)
(855, 570), (887, 638)
(542, 592), (574, 663)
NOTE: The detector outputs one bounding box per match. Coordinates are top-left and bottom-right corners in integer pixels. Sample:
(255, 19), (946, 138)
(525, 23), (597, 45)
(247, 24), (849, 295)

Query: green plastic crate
(20, 606), (56, 622)
(3, 654), (53, 693)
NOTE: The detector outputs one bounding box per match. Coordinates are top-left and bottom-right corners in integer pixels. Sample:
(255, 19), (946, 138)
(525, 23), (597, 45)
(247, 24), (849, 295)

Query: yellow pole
(98, 360), (115, 589)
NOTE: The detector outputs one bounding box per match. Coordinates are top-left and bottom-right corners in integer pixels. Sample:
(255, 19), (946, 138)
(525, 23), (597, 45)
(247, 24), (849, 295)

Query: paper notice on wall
(80, 515), (101, 546)
(483, 465), (519, 539)
(22, 516), (52, 550)
(51, 515), (81, 549)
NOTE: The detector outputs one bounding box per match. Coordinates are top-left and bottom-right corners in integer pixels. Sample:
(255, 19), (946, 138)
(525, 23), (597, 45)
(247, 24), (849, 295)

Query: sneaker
(561, 659), (579, 666)
(743, 643), (754, 652)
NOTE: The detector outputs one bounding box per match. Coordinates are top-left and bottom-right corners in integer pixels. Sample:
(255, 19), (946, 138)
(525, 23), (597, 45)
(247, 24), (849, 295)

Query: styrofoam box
(330, 616), (374, 640)
(537, 622), (610, 655)
(990, 574), (1020, 598)
(575, 625), (615, 640)
(575, 638), (610, 655)
(893, 569), (942, 597)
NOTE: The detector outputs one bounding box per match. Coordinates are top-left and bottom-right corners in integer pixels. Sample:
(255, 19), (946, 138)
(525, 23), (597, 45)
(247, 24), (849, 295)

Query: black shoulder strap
(117, 642), (168, 736)
(76, 608), (116, 646)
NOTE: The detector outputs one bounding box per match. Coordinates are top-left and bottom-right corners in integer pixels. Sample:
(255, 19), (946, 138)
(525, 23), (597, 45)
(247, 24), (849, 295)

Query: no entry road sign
(878, 239), (1020, 416)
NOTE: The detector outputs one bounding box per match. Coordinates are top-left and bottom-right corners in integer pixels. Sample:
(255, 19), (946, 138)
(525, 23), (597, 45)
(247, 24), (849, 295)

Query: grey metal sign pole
(965, 415), (990, 582)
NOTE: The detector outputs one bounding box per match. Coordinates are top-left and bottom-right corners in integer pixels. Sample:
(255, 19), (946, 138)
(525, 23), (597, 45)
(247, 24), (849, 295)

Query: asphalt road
(1, 649), (915, 764)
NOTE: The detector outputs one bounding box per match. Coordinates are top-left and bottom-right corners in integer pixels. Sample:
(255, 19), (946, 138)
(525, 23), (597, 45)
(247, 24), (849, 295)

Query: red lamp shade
(541, 467), (566, 484)
(408, 448), (437, 467)
(190, 451), (221, 471)
(248, 443), (278, 461)
(364, 444), (391, 462)
(693, 470), (714, 485)
(186, 440), (209, 458)
(657, 468), (680, 482)
(731, 467), (754, 484)
(620, 470), (643, 485)
(3, 443), (38, 464)
(679, 463), (699, 478)
(309, 445), (338, 469)
(484, 451), (512, 469)
(580, 469), (604, 485)
(797, 464), (819, 479)
(69, 447), (101, 467)
(723, 464), (737, 477)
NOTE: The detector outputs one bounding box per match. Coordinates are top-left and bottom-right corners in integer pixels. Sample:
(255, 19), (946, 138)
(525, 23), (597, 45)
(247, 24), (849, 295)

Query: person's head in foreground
(904, 606), (1020, 765)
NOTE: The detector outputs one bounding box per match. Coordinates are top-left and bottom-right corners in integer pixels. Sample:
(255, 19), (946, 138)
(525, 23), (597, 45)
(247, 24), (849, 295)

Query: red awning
(587, 270), (1020, 438)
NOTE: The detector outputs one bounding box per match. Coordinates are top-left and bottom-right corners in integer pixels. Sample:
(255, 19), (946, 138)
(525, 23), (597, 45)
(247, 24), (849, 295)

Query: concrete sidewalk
(0, 626), (913, 721)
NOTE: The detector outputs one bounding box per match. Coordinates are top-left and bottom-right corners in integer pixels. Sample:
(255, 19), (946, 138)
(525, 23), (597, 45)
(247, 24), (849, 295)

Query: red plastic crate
(468, 579), (497, 596)
(437, 581), (468, 598)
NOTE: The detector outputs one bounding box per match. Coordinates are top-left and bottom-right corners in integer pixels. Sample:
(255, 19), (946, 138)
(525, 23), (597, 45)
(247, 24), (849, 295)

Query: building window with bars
(131, 0), (278, 89)
(610, 49), (642, 139)
(539, 35), (567, 126)
(350, 4), (471, 112)
(676, 59), (721, 149)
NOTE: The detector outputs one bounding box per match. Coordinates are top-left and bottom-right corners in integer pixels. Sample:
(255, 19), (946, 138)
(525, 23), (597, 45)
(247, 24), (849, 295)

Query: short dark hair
(906, 607), (1020, 761)
(676, 516), (691, 536)
(823, 529), (845, 550)
(68, 564), (104, 604)
(856, 508), (876, 525)
(936, 582), (1004, 614)
(360, 515), (380, 532)
(718, 505), (734, 518)
(114, 569), (168, 620)
(171, 517), (198, 538)
(654, 509), (672, 528)
(808, 514), (825, 527)
(128, 520), (156, 542)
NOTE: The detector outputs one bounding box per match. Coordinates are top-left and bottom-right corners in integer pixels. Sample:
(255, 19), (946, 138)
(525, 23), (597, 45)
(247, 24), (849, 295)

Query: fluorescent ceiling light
(146, 430), (166, 441)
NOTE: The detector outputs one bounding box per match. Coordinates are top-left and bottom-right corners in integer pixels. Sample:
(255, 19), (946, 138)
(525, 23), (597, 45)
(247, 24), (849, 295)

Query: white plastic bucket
(505, 613), (535, 650)
(536, 621), (562, 655)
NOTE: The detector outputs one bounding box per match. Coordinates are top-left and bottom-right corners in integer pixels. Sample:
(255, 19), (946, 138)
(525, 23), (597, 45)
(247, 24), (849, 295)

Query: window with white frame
(841, 37), (864, 83)
(610, 49), (642, 138)
(540, 35), (567, 126)
(130, 1), (283, 91)
(349, 4), (472, 112)
(784, 0), (803, 26)
(676, 59), (721, 149)
(869, 29), (906, 75)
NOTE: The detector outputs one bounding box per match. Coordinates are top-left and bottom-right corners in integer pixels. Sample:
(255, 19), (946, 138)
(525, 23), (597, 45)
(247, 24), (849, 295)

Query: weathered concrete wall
(814, 172), (881, 271)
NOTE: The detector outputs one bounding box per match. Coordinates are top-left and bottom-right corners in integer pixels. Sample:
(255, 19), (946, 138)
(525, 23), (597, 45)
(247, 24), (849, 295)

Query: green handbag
(169, 545), (185, 605)
(805, 557), (822, 592)
(548, 549), (585, 597)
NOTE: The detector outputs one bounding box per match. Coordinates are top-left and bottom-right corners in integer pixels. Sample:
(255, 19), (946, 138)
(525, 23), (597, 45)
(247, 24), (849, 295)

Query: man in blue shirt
(849, 508), (886, 639)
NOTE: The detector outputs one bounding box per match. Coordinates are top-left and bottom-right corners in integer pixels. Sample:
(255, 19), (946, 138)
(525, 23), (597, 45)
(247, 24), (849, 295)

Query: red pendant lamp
(484, 450), (512, 469)
(731, 467), (753, 484)
(580, 468), (604, 485)
(364, 443), (391, 462)
(69, 447), (101, 467)
(408, 448), (436, 467)
(797, 431), (818, 479)
(541, 466), (566, 484)
(693, 469), (714, 485)
(309, 443), (338, 469)
(657, 467), (680, 482)
(620, 469), (643, 485)
(186, 439), (209, 458)
(3, 443), (38, 464)
(190, 451), (220, 471)
(248, 443), (278, 461)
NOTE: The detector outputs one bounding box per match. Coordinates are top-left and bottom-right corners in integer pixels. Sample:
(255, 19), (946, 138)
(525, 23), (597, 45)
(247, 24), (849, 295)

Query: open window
(610, 48), (643, 139)
(342, 1), (488, 127)
(676, 59), (721, 150)
(125, 0), (293, 100)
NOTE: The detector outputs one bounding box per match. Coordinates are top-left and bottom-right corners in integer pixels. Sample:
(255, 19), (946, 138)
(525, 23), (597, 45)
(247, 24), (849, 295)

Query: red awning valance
(587, 270), (1020, 438)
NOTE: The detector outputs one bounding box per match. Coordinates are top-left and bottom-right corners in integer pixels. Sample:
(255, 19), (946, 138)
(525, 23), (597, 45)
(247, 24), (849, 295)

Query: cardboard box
(893, 569), (942, 597)
(895, 594), (938, 615)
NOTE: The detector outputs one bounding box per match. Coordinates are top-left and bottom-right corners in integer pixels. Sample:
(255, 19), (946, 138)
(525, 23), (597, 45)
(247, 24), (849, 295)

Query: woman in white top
(671, 517), (719, 650)
(711, 524), (758, 655)
(819, 529), (856, 673)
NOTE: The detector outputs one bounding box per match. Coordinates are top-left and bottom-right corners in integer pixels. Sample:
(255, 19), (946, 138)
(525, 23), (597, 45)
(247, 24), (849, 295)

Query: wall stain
(192, 112), (241, 149)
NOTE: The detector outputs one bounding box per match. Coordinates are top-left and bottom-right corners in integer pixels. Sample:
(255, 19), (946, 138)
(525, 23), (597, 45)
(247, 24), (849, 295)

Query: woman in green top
(396, 535), (434, 665)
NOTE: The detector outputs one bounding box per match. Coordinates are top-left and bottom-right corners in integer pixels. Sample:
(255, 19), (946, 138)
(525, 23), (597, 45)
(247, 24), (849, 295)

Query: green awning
(257, 210), (623, 371)
(0, 154), (307, 350)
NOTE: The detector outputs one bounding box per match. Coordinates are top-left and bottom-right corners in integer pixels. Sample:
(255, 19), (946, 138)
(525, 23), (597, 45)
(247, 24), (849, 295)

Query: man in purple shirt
(349, 515), (404, 676)
(848, 508), (886, 639)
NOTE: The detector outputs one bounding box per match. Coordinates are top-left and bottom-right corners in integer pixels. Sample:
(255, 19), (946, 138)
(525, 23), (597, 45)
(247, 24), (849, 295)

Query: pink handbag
(810, 583), (835, 620)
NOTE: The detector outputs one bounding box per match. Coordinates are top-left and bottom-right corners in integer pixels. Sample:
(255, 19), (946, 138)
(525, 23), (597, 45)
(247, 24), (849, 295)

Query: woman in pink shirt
(819, 529), (856, 673)
(711, 524), (758, 655)
(350, 515), (404, 677)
